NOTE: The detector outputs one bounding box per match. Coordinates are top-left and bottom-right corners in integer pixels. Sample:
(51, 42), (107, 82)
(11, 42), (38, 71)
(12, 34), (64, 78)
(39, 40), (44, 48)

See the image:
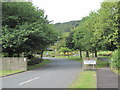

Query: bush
(111, 49), (120, 69)
(98, 51), (112, 56)
(26, 54), (34, 59)
(28, 58), (41, 65)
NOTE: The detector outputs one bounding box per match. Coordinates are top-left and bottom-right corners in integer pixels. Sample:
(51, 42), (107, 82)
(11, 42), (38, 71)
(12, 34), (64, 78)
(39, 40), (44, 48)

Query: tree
(97, 1), (119, 51)
(2, 2), (58, 58)
(59, 47), (71, 56)
(66, 30), (75, 49)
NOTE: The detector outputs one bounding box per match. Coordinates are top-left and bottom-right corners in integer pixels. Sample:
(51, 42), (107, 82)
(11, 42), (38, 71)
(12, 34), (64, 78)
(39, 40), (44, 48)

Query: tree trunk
(8, 48), (13, 57)
(94, 50), (97, 57)
(40, 50), (44, 61)
(64, 52), (66, 56)
(79, 49), (82, 59)
(86, 50), (89, 57)
(17, 53), (20, 57)
(92, 52), (94, 57)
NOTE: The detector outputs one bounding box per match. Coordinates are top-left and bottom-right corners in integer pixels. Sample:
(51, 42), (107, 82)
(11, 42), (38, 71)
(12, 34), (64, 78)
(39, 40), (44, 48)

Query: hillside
(54, 20), (81, 33)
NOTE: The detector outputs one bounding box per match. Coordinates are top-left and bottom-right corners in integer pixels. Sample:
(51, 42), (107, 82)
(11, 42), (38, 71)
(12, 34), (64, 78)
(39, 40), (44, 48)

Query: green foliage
(111, 49), (119, 68)
(71, 1), (119, 57)
(98, 51), (112, 56)
(43, 51), (58, 57)
(2, 2), (46, 28)
(28, 57), (41, 66)
(27, 59), (50, 70)
(54, 20), (81, 34)
(52, 20), (80, 51)
(59, 47), (71, 53)
(97, 1), (118, 50)
(97, 59), (110, 68)
(2, 2), (59, 57)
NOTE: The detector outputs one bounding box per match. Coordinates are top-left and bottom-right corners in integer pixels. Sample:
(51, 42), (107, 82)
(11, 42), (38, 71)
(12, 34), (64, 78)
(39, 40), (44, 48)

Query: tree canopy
(2, 2), (59, 57)
(65, 1), (119, 58)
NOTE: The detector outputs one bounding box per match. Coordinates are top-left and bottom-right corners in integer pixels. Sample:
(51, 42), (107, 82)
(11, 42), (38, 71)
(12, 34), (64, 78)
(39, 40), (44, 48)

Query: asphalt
(97, 68), (119, 89)
(1, 57), (82, 88)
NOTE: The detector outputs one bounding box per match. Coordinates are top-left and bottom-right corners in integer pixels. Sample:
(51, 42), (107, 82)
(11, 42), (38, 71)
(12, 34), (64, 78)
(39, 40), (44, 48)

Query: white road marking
(19, 77), (39, 85)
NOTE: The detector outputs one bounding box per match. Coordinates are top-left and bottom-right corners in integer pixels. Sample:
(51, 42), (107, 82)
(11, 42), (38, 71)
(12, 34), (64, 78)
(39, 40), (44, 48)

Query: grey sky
(32, 0), (104, 23)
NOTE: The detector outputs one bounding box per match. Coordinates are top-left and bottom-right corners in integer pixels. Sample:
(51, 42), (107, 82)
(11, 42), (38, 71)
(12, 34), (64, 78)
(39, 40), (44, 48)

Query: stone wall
(0, 57), (27, 71)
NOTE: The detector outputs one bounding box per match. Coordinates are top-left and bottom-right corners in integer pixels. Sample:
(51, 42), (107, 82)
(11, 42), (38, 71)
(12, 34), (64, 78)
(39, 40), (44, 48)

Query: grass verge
(98, 56), (111, 60)
(112, 69), (120, 75)
(0, 70), (24, 77)
(27, 59), (50, 70)
(97, 59), (109, 68)
(70, 71), (96, 88)
(55, 56), (82, 62)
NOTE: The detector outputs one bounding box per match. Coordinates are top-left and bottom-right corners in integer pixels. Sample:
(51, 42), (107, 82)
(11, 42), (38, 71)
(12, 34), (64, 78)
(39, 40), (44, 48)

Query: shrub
(28, 58), (41, 65)
(110, 49), (120, 69)
(98, 51), (112, 56)
(58, 47), (72, 56)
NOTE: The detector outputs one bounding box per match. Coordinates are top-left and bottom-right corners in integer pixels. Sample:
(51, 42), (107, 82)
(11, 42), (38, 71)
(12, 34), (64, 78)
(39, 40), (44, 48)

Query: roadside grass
(0, 70), (24, 77)
(112, 69), (120, 75)
(70, 71), (96, 89)
(55, 56), (82, 62)
(96, 58), (109, 68)
(0, 59), (50, 77)
(98, 55), (111, 60)
(68, 56), (82, 62)
(55, 55), (110, 68)
(27, 59), (50, 70)
(97, 55), (120, 75)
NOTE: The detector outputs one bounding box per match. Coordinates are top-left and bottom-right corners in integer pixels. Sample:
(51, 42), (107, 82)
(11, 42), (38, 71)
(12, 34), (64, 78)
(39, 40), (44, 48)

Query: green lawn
(96, 58), (110, 68)
(55, 56), (82, 62)
(70, 71), (96, 89)
(27, 59), (50, 70)
(112, 69), (120, 75)
(98, 56), (111, 60)
(68, 56), (82, 62)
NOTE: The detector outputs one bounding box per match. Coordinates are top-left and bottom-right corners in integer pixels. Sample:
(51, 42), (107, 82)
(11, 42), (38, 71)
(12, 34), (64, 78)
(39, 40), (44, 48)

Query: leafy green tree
(73, 26), (85, 58)
(59, 47), (71, 55)
(73, 1), (119, 57)
(97, 1), (119, 50)
(66, 30), (75, 49)
(111, 49), (119, 69)
(2, 2), (58, 58)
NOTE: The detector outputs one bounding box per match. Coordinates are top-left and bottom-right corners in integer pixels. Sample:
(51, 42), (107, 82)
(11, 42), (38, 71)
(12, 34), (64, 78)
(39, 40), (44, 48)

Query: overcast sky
(32, 0), (104, 23)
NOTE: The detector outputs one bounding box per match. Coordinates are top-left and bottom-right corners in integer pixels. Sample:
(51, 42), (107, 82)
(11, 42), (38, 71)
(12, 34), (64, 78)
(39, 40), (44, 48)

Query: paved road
(1, 57), (82, 88)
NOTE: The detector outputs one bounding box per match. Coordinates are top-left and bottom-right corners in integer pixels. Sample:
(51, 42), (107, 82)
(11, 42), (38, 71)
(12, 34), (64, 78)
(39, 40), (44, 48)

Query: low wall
(0, 57), (27, 71)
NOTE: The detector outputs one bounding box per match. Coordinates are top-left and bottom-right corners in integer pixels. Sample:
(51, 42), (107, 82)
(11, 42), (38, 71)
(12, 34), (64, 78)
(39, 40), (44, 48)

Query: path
(97, 68), (119, 89)
(1, 57), (82, 88)
(97, 57), (119, 89)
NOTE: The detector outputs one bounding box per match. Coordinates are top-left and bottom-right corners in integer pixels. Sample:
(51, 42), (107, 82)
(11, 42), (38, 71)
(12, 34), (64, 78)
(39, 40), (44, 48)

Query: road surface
(1, 57), (82, 88)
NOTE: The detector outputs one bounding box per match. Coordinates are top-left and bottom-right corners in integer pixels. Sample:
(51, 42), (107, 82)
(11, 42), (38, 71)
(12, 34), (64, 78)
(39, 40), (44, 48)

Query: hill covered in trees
(54, 20), (81, 33)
